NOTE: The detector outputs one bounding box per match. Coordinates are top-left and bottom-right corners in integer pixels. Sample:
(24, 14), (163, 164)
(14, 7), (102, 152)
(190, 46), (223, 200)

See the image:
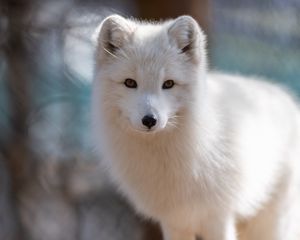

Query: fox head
(93, 15), (207, 134)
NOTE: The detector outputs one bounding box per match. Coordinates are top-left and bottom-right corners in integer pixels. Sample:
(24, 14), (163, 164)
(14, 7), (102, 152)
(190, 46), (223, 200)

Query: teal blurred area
(211, 0), (300, 94)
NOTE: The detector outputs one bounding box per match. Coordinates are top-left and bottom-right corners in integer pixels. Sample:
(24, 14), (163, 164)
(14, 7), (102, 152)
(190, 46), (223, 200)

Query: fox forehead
(105, 47), (179, 85)
(104, 47), (191, 87)
(126, 29), (178, 67)
(133, 21), (170, 41)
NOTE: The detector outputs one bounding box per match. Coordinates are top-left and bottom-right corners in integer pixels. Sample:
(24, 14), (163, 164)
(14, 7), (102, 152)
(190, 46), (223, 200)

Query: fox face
(94, 15), (206, 133)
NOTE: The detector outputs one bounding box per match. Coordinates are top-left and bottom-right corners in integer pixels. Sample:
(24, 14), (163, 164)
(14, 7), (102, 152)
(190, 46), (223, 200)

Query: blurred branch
(2, 0), (32, 192)
(1, 0), (34, 239)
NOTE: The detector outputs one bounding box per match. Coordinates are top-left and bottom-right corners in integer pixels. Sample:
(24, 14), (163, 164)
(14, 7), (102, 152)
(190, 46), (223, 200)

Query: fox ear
(95, 15), (134, 57)
(168, 16), (205, 60)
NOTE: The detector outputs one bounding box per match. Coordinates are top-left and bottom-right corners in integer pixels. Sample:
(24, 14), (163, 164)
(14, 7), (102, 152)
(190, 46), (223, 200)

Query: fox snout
(141, 114), (157, 129)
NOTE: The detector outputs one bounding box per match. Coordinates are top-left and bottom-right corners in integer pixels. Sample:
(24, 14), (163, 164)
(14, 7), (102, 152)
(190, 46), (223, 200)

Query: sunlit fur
(92, 15), (300, 240)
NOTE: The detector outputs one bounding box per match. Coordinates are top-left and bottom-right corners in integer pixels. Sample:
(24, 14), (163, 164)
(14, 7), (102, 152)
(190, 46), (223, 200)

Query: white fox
(92, 15), (300, 240)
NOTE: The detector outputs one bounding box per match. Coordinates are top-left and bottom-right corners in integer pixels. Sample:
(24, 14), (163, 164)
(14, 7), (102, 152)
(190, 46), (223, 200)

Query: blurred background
(0, 0), (299, 239)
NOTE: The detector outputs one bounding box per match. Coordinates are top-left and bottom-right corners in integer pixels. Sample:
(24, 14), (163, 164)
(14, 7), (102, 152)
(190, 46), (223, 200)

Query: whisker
(118, 49), (129, 60)
(167, 120), (180, 130)
(103, 47), (120, 59)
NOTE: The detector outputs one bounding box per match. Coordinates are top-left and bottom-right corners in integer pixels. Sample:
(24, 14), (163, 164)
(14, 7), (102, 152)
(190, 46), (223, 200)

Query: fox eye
(162, 80), (175, 89)
(124, 78), (137, 88)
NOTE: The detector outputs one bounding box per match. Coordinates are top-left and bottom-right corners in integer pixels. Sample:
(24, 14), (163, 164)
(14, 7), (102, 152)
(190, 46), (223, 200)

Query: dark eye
(124, 78), (137, 88)
(162, 80), (175, 89)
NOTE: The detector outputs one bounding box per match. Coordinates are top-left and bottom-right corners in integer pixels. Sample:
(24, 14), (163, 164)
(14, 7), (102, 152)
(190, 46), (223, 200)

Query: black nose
(142, 114), (157, 129)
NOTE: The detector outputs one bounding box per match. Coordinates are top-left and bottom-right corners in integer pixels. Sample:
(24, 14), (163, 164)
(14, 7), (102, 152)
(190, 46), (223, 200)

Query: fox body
(92, 15), (300, 240)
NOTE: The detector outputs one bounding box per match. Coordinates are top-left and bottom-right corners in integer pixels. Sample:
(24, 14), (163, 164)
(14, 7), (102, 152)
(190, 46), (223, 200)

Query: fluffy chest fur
(98, 114), (239, 220)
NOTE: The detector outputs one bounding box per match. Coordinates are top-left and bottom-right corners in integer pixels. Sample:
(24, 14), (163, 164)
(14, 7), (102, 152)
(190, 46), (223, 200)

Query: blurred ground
(0, 0), (299, 239)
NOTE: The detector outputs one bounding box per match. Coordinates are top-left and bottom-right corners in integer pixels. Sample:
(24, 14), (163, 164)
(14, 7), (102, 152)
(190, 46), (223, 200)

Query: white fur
(92, 15), (300, 240)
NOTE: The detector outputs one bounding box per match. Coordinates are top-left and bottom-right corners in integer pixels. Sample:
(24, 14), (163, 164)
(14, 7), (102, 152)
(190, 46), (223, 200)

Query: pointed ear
(95, 15), (134, 58)
(167, 16), (206, 61)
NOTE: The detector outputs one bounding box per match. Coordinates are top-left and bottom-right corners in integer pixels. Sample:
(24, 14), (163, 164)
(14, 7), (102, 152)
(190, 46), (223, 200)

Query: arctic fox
(92, 15), (300, 240)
